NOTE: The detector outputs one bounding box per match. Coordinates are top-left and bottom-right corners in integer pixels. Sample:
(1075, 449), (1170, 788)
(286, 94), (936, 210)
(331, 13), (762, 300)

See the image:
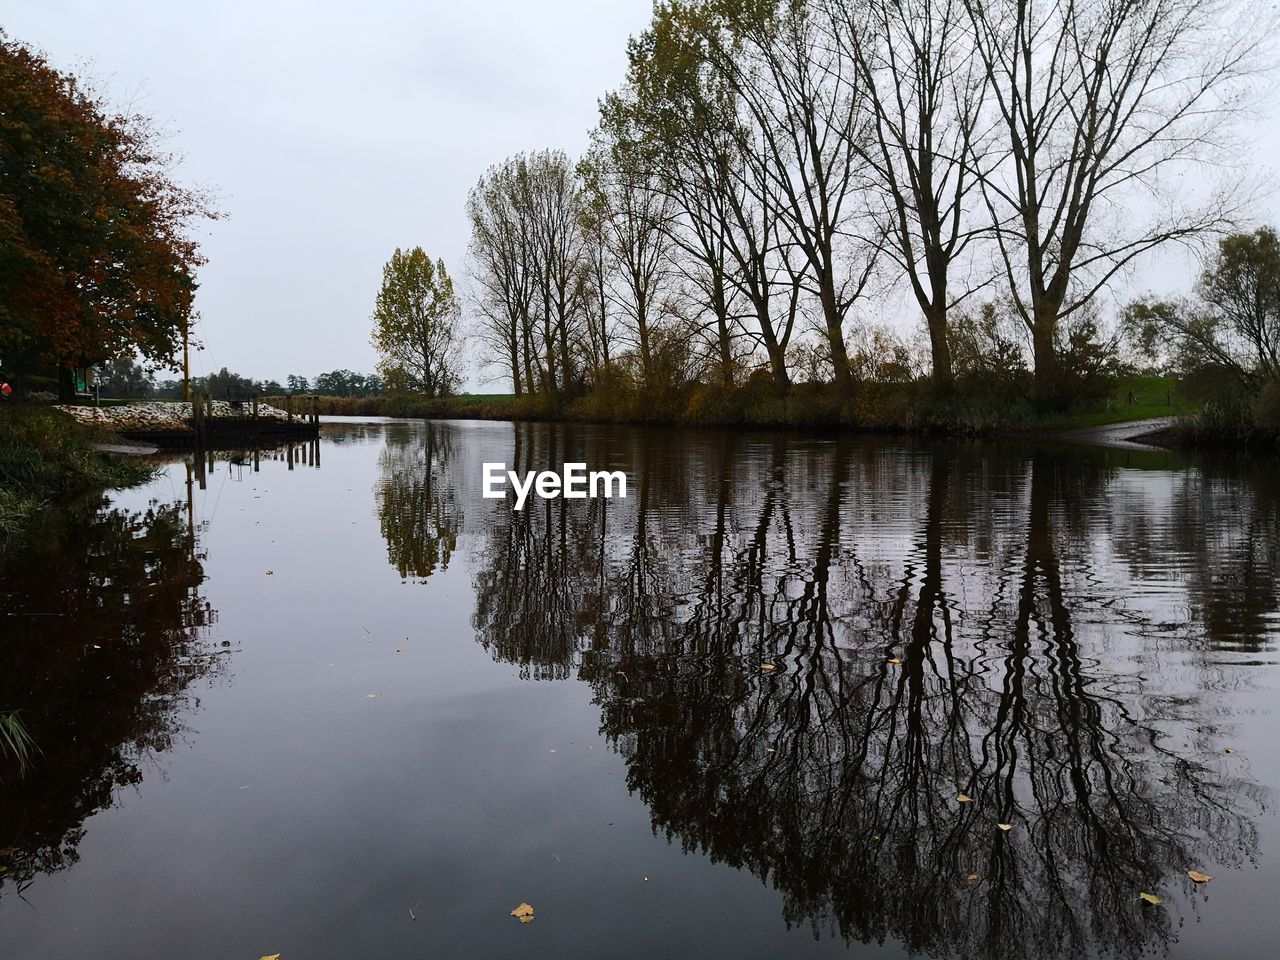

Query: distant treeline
(95, 361), (384, 400)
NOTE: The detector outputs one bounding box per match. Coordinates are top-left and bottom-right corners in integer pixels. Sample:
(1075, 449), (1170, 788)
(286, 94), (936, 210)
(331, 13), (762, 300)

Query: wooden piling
(192, 390), (205, 440)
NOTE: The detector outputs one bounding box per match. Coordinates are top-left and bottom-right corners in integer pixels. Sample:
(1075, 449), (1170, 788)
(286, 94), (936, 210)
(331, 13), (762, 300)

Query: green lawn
(1034, 376), (1196, 431)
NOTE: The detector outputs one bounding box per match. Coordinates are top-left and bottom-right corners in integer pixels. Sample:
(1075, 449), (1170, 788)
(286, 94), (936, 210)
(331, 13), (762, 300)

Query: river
(1, 418), (1277, 959)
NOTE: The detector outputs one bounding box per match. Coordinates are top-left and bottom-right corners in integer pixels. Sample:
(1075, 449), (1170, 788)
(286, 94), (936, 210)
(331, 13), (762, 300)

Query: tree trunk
(763, 335), (791, 392)
(510, 340), (522, 397)
(1031, 308), (1059, 403)
(926, 304), (954, 392)
(818, 269), (854, 396)
(712, 276), (733, 388)
(57, 363), (76, 402)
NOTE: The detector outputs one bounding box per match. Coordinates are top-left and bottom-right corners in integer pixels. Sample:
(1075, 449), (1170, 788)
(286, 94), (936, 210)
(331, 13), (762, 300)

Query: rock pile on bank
(58, 400), (295, 431)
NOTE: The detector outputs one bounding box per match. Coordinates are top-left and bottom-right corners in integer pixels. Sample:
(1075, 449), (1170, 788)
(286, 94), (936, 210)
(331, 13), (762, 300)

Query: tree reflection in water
(376, 421), (461, 580)
(0, 496), (218, 897)
(449, 429), (1273, 960)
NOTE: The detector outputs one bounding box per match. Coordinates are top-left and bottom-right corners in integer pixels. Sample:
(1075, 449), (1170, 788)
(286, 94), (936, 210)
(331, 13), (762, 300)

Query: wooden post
(192, 390), (204, 440)
(185, 461), (194, 537)
(287, 394), (294, 423)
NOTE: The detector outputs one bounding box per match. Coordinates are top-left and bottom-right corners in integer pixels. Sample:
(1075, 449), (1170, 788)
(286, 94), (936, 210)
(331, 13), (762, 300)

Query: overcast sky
(6, 0), (651, 385)
(6, 1), (1277, 387)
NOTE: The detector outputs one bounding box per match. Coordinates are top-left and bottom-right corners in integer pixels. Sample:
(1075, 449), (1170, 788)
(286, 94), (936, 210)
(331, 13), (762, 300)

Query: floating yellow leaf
(1139, 892), (1162, 905)
(887, 657), (902, 665)
(511, 902), (535, 923)
(956, 794), (974, 803)
(966, 873), (979, 881)
(1187, 870), (1213, 883)
(997, 823), (1013, 831)
(761, 663), (776, 671)
(259, 955), (281, 960)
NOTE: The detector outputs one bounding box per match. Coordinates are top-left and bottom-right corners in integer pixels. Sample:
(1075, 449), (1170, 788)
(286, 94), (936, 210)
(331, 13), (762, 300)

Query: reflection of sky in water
(1, 420), (1277, 960)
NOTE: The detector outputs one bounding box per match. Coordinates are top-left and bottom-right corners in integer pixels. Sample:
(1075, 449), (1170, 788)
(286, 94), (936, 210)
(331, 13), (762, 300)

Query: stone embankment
(59, 400), (293, 431)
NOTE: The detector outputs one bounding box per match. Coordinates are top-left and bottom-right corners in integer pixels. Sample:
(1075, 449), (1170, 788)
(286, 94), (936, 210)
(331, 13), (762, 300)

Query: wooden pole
(182, 322), (190, 403)
(192, 389), (204, 440)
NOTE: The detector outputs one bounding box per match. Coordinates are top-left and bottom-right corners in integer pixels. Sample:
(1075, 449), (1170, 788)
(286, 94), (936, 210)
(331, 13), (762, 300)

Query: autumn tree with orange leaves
(0, 32), (216, 399)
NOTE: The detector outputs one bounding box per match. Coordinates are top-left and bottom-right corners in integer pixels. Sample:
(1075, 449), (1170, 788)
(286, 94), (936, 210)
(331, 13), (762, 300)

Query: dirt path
(1058, 416), (1178, 450)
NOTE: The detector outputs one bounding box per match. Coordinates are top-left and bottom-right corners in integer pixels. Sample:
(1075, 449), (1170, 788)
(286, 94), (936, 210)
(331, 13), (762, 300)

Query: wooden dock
(120, 393), (322, 448)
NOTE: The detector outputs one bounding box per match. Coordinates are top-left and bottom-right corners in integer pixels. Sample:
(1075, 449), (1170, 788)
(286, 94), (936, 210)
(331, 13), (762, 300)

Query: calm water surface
(2, 419), (1278, 959)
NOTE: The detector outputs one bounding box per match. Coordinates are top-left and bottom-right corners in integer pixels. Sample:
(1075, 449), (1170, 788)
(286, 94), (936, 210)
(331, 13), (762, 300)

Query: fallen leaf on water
(1139, 892), (1162, 905)
(966, 873), (979, 881)
(957, 794), (974, 803)
(1187, 870), (1213, 883)
(395, 646), (404, 654)
(265, 570), (274, 576)
(997, 823), (1013, 831)
(761, 663), (776, 671)
(887, 657), (902, 665)
(259, 955), (281, 960)
(511, 902), (535, 923)
(365, 693), (382, 699)
(409, 907), (416, 921)
(1224, 747), (1235, 754)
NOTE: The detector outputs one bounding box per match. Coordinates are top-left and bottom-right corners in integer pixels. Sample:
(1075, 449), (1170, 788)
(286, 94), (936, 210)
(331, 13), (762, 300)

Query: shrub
(1252, 377), (1280, 437)
(0, 405), (151, 539)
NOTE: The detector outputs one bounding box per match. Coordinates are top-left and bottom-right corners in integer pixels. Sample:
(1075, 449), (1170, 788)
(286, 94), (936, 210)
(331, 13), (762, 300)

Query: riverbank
(0, 404), (153, 539)
(298, 375), (1203, 439)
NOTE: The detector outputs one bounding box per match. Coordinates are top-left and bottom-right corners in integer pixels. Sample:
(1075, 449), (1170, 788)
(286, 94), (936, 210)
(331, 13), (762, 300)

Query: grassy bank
(0, 404), (153, 539)
(297, 375), (1194, 436)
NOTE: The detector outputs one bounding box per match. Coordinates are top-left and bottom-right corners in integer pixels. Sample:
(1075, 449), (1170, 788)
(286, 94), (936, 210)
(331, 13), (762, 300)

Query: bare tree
(611, 19), (750, 388)
(831, 0), (993, 390)
(707, 0), (881, 395)
(527, 150), (585, 396)
(574, 177), (619, 385)
(964, 0), (1268, 400)
(579, 137), (676, 387)
(467, 158), (536, 395)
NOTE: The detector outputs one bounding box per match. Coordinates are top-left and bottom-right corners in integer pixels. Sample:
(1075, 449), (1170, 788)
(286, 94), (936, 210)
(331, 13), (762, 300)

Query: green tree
(371, 247), (461, 397)
(1126, 228), (1280, 390)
